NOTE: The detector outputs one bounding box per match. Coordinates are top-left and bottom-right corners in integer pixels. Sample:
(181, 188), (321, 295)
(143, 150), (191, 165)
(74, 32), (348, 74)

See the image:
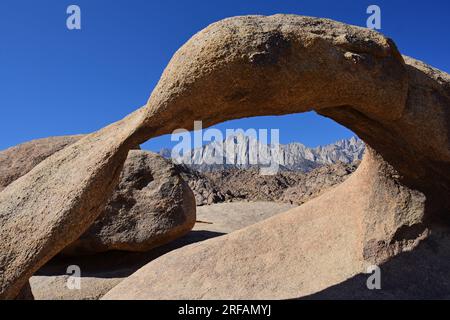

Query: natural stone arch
(135, 15), (449, 211)
(1, 15), (449, 299)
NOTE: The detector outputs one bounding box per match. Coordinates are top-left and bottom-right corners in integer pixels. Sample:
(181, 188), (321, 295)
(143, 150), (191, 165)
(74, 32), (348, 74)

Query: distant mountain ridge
(159, 135), (365, 172)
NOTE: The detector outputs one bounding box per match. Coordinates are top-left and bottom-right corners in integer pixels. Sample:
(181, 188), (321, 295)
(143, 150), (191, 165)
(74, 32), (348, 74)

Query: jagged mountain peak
(159, 136), (364, 172)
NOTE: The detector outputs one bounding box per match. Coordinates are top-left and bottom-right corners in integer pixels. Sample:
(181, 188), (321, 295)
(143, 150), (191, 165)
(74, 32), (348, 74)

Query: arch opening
(129, 15), (450, 220)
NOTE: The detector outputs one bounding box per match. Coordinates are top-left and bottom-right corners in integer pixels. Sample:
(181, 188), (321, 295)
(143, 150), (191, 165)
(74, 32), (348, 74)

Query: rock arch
(135, 15), (449, 212)
(1, 15), (449, 299)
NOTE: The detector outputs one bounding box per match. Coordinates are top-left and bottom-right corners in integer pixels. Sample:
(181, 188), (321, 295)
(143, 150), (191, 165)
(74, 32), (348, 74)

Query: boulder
(63, 150), (196, 255)
(0, 137), (189, 257)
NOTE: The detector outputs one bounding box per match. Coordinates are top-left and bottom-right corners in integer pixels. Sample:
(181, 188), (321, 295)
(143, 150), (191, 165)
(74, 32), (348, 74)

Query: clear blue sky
(1, 0), (449, 151)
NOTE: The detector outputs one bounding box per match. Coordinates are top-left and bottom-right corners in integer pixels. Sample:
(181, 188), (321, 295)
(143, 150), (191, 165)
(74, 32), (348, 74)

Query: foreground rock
(63, 150), (196, 255)
(0, 108), (146, 299)
(31, 201), (291, 300)
(301, 227), (450, 300)
(102, 149), (427, 299)
(30, 252), (143, 300)
(0, 138), (191, 256)
(0, 135), (83, 192)
(101, 16), (449, 299)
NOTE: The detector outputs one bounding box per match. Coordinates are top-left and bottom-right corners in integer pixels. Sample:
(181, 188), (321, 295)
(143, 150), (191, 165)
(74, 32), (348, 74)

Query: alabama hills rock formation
(0, 139), (196, 256)
(168, 135), (364, 172)
(62, 150), (196, 256)
(103, 148), (427, 299)
(30, 201), (294, 300)
(1, 14), (449, 299)
(0, 127), (193, 298)
(173, 137), (361, 206)
(179, 162), (358, 206)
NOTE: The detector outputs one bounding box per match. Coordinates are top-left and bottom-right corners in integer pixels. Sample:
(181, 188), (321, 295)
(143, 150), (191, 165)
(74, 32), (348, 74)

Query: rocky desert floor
(30, 201), (296, 300)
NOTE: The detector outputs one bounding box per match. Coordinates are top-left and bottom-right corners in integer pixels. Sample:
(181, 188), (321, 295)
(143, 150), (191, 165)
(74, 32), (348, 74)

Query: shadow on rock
(36, 230), (225, 279)
(301, 228), (450, 300)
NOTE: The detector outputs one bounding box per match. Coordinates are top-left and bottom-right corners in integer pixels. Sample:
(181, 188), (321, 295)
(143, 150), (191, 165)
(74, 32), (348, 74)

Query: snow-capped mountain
(160, 134), (365, 172)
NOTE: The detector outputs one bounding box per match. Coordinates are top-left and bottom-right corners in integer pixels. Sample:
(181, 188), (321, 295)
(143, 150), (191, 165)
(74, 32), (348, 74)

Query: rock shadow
(35, 230), (225, 279)
(301, 228), (450, 300)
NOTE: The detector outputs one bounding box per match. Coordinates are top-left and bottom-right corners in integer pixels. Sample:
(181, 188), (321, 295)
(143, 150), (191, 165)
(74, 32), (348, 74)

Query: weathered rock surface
(2, 14), (449, 299)
(30, 202), (291, 300)
(0, 108), (147, 299)
(144, 13), (449, 250)
(0, 138), (186, 256)
(30, 251), (142, 300)
(102, 149), (427, 300)
(62, 150), (196, 255)
(0, 135), (83, 192)
(176, 165), (227, 206)
(301, 227), (450, 300)
(102, 15), (449, 299)
(141, 15), (449, 215)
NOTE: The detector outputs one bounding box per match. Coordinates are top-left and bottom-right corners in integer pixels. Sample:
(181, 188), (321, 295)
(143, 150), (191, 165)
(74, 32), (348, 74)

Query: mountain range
(159, 135), (365, 172)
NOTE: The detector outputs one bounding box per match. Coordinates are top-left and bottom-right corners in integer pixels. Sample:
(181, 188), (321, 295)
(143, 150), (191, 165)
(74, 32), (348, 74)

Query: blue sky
(1, 0), (449, 151)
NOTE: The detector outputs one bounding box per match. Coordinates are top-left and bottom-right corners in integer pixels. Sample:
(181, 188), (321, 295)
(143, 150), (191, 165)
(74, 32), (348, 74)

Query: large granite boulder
(63, 150), (196, 255)
(0, 137), (195, 255)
